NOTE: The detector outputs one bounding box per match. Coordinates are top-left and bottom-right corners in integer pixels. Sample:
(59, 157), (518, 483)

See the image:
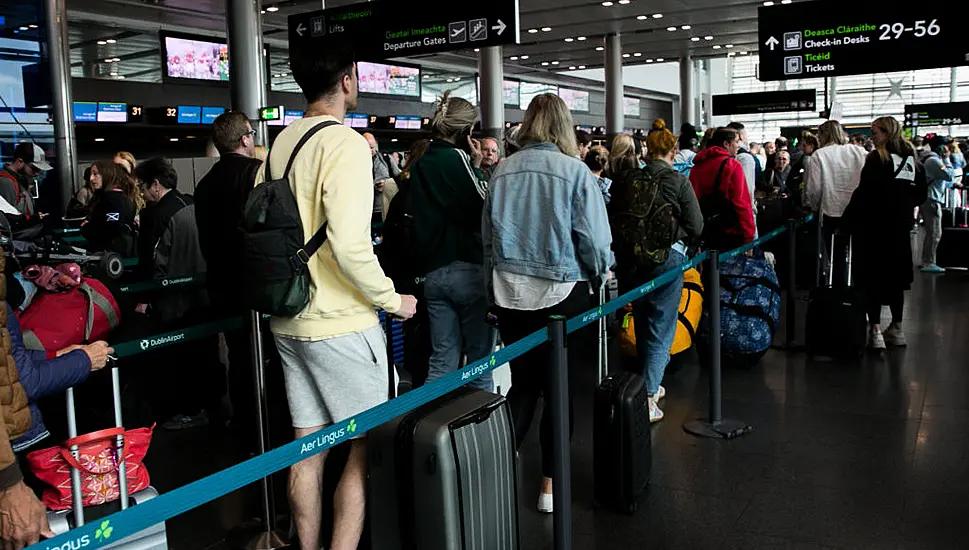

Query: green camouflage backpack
(610, 166), (677, 273)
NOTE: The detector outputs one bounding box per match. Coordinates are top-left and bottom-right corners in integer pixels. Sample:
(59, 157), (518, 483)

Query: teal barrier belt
(52, 227), (81, 235)
(119, 274), (206, 294)
(62, 235), (86, 244)
(111, 317), (241, 358)
(27, 217), (812, 550)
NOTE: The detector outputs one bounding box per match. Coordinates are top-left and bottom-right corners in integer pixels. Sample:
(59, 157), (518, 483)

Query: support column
(45, 0), (77, 215)
(478, 46), (505, 152)
(702, 59), (713, 128)
(680, 53), (695, 128)
(950, 67), (958, 136)
(227, 0), (268, 146)
(604, 33), (623, 136)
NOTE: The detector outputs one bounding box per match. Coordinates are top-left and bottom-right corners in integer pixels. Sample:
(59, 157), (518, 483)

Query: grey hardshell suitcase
(47, 365), (169, 550)
(368, 388), (519, 550)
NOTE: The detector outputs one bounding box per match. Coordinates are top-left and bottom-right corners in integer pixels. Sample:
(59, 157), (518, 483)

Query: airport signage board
(712, 90), (817, 116)
(289, 0), (520, 62)
(757, 0), (966, 80)
(904, 102), (969, 128)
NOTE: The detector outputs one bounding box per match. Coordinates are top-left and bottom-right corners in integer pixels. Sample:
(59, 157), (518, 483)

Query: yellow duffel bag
(618, 268), (704, 357)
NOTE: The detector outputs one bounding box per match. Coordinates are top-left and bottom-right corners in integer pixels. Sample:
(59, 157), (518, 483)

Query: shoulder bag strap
(714, 157), (731, 193)
(287, 120), (342, 262)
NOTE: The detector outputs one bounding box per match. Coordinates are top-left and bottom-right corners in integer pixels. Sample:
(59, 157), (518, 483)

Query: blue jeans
(632, 249), (687, 396)
(424, 261), (496, 391)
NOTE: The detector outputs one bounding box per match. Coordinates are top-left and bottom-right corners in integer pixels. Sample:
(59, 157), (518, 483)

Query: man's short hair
(134, 157), (178, 190)
(726, 122), (745, 131)
(575, 130), (591, 146)
(291, 45), (355, 104)
(775, 136), (789, 149)
(212, 111), (252, 155)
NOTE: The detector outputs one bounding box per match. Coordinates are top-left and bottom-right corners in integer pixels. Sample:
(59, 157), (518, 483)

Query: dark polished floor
(144, 269), (969, 550)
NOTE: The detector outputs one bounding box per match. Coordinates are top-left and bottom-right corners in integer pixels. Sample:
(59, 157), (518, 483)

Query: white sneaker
(654, 385), (666, 401)
(868, 331), (886, 350)
(537, 491), (553, 514)
(648, 398), (665, 423)
(883, 323), (907, 347)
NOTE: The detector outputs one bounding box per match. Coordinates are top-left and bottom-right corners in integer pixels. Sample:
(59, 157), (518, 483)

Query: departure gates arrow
(296, 23), (307, 37)
(765, 36), (779, 50)
(492, 19), (507, 35)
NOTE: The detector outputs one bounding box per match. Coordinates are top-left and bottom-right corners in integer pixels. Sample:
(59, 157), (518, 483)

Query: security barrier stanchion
(785, 219), (802, 351)
(548, 315), (572, 550)
(245, 310), (285, 550)
(684, 250), (753, 440)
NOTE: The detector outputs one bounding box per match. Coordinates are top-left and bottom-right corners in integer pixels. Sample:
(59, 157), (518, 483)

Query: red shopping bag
(26, 425), (153, 511)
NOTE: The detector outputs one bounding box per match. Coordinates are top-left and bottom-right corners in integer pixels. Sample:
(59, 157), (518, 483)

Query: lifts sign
(289, 0), (520, 61)
(757, 0), (966, 80)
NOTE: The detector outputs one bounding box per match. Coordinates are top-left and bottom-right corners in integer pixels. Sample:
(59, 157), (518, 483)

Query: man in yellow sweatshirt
(265, 46), (417, 550)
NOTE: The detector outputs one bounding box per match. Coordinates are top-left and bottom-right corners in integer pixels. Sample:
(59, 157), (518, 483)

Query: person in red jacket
(689, 127), (756, 250)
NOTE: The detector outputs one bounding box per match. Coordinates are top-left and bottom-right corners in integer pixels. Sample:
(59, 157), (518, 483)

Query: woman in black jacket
(80, 160), (137, 256)
(841, 116), (927, 351)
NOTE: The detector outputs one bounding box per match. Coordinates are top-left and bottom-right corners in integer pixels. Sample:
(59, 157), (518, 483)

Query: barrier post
(683, 250), (753, 440)
(244, 310), (285, 550)
(548, 315), (572, 550)
(785, 219), (799, 350)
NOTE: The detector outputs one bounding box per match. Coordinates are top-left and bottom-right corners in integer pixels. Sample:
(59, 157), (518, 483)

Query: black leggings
(867, 288), (904, 328)
(495, 282), (592, 479)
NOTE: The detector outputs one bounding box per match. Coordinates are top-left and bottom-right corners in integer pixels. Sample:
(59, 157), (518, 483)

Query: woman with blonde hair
(483, 92), (613, 513)
(841, 116), (927, 350)
(409, 91), (495, 391)
(609, 118), (703, 422)
(112, 151), (144, 211)
(608, 133), (637, 178)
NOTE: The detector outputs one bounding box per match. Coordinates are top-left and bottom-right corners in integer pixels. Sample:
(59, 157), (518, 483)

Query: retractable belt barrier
(28, 214), (814, 550)
(118, 274), (206, 294)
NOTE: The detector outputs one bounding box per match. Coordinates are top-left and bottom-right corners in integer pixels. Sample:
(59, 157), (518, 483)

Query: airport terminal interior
(1, 0), (968, 548)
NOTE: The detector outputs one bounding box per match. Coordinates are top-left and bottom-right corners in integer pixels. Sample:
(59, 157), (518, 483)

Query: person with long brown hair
(80, 159), (138, 254)
(841, 116), (927, 350)
(483, 92), (612, 514)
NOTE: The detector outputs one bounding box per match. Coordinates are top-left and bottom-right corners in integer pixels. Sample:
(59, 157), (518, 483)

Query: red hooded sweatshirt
(688, 146), (756, 243)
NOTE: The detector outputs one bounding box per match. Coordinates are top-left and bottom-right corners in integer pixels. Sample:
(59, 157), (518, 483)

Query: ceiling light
(447, 78), (454, 82)
(577, 36), (587, 41)
(652, 13), (663, 18)
(106, 39), (117, 44)
(601, 1), (614, 5)
(681, 25), (691, 30)
(646, 58), (654, 63)
(541, 61), (549, 66)
(637, 15), (648, 20)
(510, 56), (519, 60)
(117, 75), (125, 79)
(763, 0), (774, 4)
(391, 138), (398, 143)
(28, 24), (38, 28)
(260, 9), (265, 13)
(633, 52), (642, 57)
(474, 48), (480, 52)
(113, 57), (121, 62)
(691, 37), (700, 41)
(727, 52), (736, 57)
(618, 0), (631, 4)
(579, 65), (586, 69)
(551, 60), (559, 65)
(97, 40), (107, 45)
(95, 138), (105, 142)
(520, 55), (530, 59)
(454, 77), (461, 81)
(713, 45), (721, 49)
(564, 38), (574, 42)
(596, 46), (604, 51)
(542, 27), (552, 32)
(725, 44), (734, 48)
(528, 28), (539, 33)
(657, 58), (664, 62)
(667, 26), (676, 31)
(704, 35), (714, 40)
(104, 58), (113, 63)
(740, 51), (749, 55)
(265, 5), (279, 11)
(170, 138), (179, 142)
(781, 0), (792, 3)
(622, 53), (631, 58)
(19, 26), (28, 31)
(280, 72), (287, 76)
(569, 66), (577, 70)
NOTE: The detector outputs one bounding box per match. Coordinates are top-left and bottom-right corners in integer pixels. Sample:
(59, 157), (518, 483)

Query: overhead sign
(904, 102), (969, 128)
(288, 0), (519, 62)
(757, 0), (965, 81)
(712, 90), (817, 116)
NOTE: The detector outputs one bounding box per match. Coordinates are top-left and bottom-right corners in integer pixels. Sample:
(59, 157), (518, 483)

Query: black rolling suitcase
(368, 388), (519, 550)
(593, 286), (652, 514)
(805, 234), (867, 360)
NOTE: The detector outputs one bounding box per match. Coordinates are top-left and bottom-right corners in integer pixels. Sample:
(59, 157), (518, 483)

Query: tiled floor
(145, 269), (969, 549)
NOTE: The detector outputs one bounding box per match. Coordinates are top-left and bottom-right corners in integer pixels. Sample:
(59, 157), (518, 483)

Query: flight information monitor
(393, 115), (422, 130)
(202, 107), (225, 124)
(284, 110), (304, 125)
(162, 32), (230, 82)
(73, 102), (97, 122)
(97, 102), (128, 123)
(177, 105), (202, 124)
(344, 113), (369, 128)
(357, 61), (420, 98)
(623, 97), (640, 117)
(559, 89), (590, 113)
(758, 0), (965, 80)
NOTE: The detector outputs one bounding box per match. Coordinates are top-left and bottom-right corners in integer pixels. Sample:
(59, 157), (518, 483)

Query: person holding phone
(409, 91), (495, 391)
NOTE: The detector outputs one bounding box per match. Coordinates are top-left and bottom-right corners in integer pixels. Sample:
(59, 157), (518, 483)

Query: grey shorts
(275, 324), (390, 429)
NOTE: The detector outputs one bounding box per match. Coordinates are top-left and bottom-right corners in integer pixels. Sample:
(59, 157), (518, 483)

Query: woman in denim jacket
(483, 93), (613, 514)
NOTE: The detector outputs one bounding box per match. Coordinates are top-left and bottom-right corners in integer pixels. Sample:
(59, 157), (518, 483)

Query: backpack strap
(78, 282), (120, 342)
(713, 157), (732, 193)
(264, 120), (342, 183)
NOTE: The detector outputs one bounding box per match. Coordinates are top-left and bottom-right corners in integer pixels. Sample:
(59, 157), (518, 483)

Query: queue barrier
(28, 215), (813, 550)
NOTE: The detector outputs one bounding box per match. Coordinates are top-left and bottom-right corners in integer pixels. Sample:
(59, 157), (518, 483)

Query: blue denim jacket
(482, 142), (614, 295)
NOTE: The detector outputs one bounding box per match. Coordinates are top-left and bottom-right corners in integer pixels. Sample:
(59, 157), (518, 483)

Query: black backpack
(241, 120), (338, 317)
(698, 158), (743, 251)
(378, 179), (423, 295)
(609, 165), (678, 277)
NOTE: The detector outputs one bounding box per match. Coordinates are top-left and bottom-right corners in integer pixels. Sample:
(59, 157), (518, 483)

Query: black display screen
(712, 90), (817, 116)
(904, 102), (969, 128)
(757, 0), (965, 81)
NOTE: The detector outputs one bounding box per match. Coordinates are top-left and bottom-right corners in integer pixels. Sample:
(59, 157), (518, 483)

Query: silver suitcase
(47, 365), (169, 550)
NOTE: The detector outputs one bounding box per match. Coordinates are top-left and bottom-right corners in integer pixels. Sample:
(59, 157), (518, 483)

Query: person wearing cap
(0, 143), (52, 218)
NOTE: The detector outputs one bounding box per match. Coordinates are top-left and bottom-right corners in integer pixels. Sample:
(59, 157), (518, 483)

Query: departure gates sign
(289, 0), (520, 62)
(757, 0), (966, 80)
